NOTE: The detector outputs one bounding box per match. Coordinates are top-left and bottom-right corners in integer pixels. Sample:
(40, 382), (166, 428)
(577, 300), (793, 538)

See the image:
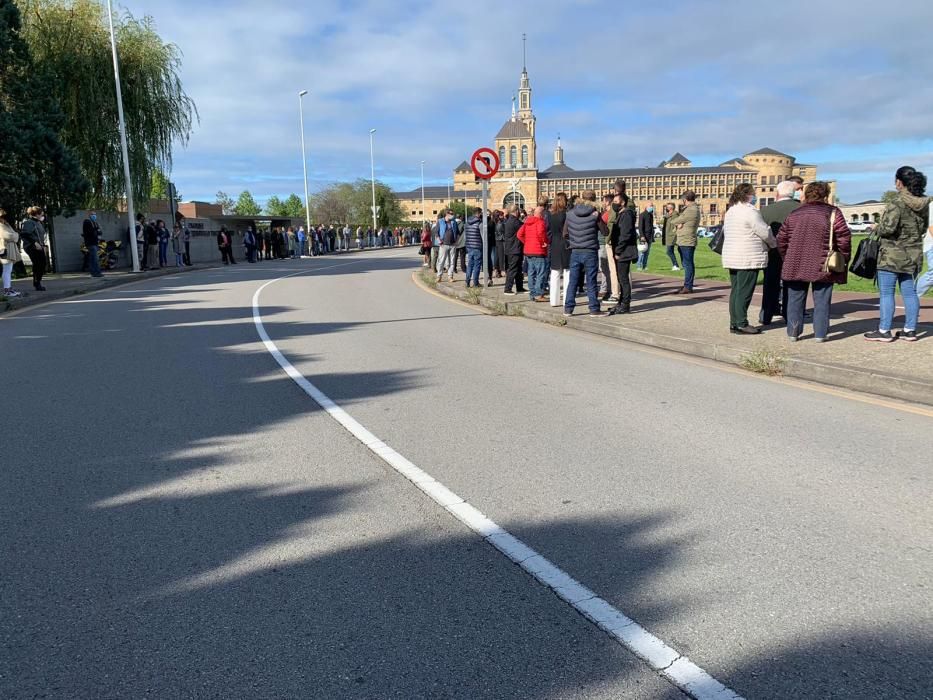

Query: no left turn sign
(471, 147), (500, 180)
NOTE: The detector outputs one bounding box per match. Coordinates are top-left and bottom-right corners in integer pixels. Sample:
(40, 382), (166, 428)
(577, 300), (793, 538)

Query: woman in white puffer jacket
(722, 183), (777, 334)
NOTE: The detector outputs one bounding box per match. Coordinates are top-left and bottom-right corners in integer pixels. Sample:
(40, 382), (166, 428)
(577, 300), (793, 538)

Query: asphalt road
(1, 248), (930, 699)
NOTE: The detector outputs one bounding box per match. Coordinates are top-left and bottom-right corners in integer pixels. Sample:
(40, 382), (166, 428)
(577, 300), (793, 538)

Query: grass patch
(419, 270), (438, 289)
(490, 302), (507, 316)
(464, 287), (483, 305)
(552, 317), (568, 326)
(740, 349), (786, 376)
(507, 304), (525, 317)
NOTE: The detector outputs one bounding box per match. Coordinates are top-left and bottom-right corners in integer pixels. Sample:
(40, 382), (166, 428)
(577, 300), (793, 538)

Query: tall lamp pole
(420, 160), (426, 227)
(298, 90), (312, 236)
(369, 129), (377, 233)
(106, 0), (140, 272)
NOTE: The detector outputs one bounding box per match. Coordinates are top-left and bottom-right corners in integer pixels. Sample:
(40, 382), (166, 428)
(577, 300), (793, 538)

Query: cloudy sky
(129, 0), (933, 205)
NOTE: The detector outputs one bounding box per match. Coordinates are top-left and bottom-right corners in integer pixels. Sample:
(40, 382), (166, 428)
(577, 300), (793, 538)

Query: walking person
(670, 191), (701, 293)
(1, 208), (23, 298)
(562, 190), (606, 317)
(864, 166), (929, 342)
(760, 180), (801, 325)
(435, 210), (459, 283)
(156, 219), (170, 267)
(661, 203), (680, 270)
(464, 208), (485, 288)
(721, 184), (776, 334)
(776, 182), (851, 342)
(517, 205), (549, 301)
(548, 194), (570, 307)
(20, 206), (49, 291)
(502, 205), (526, 295)
(609, 194), (638, 315)
(636, 202), (655, 270)
(82, 211), (104, 278)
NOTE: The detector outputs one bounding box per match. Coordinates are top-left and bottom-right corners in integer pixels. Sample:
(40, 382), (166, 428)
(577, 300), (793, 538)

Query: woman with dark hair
(608, 193), (638, 315)
(864, 166), (929, 342)
(721, 183), (776, 334)
(20, 206), (48, 290)
(547, 193), (570, 306)
(777, 182), (851, 341)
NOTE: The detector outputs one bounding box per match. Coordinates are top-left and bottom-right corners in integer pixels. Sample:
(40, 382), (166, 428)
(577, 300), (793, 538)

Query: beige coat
(0, 220), (22, 264)
(670, 203), (701, 247)
(721, 202), (775, 270)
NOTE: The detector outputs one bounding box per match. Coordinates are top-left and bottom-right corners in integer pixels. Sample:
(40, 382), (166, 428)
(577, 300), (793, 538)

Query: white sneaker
(672, 266), (680, 271)
(3, 288), (22, 297)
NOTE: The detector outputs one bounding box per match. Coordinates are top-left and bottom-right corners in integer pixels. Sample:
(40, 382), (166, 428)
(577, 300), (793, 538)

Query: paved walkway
(424, 268), (933, 406)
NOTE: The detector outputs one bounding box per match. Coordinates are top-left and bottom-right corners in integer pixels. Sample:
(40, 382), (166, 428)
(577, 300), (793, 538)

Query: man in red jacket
(517, 205), (549, 301)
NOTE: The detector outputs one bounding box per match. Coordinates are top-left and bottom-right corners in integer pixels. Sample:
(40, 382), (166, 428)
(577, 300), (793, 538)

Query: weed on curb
(507, 304), (525, 317)
(465, 287), (483, 305)
(419, 271), (438, 289)
(740, 349), (785, 376)
(490, 302), (507, 316)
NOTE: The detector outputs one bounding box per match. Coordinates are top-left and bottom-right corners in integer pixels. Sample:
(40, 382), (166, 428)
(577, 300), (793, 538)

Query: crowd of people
(419, 168), (931, 342)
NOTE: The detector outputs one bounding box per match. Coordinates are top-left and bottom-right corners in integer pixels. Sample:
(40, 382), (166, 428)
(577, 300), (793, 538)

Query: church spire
(553, 134), (564, 167)
(517, 35), (532, 120)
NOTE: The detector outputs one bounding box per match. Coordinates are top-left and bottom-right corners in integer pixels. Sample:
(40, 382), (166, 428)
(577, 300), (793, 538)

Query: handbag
(636, 240), (649, 254)
(823, 211), (847, 273)
(709, 227), (724, 255)
(849, 233), (879, 279)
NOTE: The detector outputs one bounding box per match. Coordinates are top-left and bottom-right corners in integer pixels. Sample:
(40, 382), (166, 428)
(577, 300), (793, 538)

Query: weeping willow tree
(16, 0), (197, 208)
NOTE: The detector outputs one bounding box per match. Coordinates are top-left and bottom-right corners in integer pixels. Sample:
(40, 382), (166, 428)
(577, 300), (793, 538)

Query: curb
(414, 273), (933, 408)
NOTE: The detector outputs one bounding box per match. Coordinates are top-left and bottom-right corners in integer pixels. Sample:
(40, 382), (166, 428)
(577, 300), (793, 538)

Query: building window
(509, 146), (517, 167)
(503, 191), (525, 210)
(499, 146), (506, 167)
(709, 203), (718, 214)
(521, 145), (528, 167)
(521, 93), (528, 110)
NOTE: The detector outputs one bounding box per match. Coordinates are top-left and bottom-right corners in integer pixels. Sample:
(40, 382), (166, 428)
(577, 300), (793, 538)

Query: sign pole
(482, 180), (489, 288)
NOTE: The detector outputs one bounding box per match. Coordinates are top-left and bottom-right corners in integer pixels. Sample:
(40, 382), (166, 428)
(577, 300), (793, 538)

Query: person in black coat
(609, 196), (638, 315)
(82, 212), (103, 277)
(547, 193), (570, 307)
(502, 206), (525, 294)
(636, 203), (655, 270)
(493, 211), (506, 278)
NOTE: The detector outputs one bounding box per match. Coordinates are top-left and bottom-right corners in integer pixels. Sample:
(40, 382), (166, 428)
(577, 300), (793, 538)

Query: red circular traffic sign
(471, 147), (500, 180)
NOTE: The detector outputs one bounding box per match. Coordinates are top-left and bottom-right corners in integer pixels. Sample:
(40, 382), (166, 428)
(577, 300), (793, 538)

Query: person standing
(435, 210), (459, 283)
(217, 226), (234, 265)
(517, 205), (549, 301)
(172, 224), (185, 267)
(135, 213), (146, 269)
(296, 226), (306, 258)
(609, 195), (638, 315)
(636, 202), (655, 270)
(20, 206), (49, 291)
(502, 205), (525, 295)
(342, 224), (351, 251)
(244, 225), (258, 263)
(670, 191), (701, 293)
(1, 208), (23, 297)
(82, 211), (104, 278)
(420, 223), (432, 267)
(562, 190), (606, 317)
(917, 223), (933, 298)
(464, 208), (485, 288)
(864, 166), (928, 342)
(156, 219), (170, 267)
(548, 194), (570, 307)
(759, 180), (801, 325)
(183, 221), (192, 266)
(661, 203), (680, 270)
(721, 184), (776, 334)
(777, 182), (851, 341)
(146, 218), (160, 270)
(494, 210), (507, 279)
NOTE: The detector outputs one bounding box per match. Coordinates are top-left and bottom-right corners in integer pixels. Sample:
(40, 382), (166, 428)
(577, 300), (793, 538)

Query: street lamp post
(106, 0), (140, 273)
(369, 129), (377, 233)
(298, 90), (312, 238)
(420, 160), (426, 227)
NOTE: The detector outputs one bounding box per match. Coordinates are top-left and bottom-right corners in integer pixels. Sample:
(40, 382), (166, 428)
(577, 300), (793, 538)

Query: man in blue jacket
(435, 210), (459, 283)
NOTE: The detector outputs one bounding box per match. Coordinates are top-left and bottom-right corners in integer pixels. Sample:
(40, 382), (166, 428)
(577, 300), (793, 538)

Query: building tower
(553, 134), (565, 167)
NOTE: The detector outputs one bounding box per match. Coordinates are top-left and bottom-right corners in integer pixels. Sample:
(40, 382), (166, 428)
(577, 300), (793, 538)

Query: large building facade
(394, 65), (832, 226)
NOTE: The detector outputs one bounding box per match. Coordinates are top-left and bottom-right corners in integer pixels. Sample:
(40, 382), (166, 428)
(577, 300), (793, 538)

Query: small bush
(740, 349), (785, 376)
(465, 287), (483, 305)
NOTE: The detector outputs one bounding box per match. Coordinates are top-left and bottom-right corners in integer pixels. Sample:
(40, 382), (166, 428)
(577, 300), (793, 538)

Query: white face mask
(793, 190), (803, 201)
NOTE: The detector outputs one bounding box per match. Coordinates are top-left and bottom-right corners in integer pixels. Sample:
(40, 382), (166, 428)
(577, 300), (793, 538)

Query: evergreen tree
(282, 193), (305, 218)
(233, 190), (260, 216)
(264, 195), (286, 216)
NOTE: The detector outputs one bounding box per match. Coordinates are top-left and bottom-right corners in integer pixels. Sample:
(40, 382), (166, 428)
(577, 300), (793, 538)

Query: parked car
(848, 221), (875, 233)
(653, 226), (663, 241)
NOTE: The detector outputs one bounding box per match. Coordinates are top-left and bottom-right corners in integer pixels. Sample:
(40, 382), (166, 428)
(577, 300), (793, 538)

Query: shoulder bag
(823, 211), (847, 273)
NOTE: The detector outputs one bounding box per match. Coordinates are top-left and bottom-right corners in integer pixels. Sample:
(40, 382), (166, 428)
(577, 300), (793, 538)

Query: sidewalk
(420, 269), (933, 406)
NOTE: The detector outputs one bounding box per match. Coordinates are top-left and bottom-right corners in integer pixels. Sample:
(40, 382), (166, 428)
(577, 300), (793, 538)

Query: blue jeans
(526, 256), (547, 299)
(87, 245), (101, 276)
(786, 281), (833, 339)
(565, 249), (600, 313)
(665, 245), (679, 268)
(466, 248), (483, 286)
(158, 240), (168, 266)
(636, 242), (652, 270)
(916, 248), (933, 298)
(679, 245), (696, 289)
(878, 270), (920, 332)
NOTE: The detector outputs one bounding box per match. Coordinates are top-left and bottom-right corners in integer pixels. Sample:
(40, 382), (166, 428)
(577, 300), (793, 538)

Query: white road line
(251, 259), (744, 700)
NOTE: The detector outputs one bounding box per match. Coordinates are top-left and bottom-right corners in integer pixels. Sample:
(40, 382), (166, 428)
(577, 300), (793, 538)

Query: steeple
(553, 134), (564, 167)
(517, 34), (532, 121)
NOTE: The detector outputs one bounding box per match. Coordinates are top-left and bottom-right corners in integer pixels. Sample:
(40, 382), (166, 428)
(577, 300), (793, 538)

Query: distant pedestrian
(548, 194), (570, 307)
(598, 193), (615, 302)
(244, 225), (257, 263)
(494, 210), (506, 279)
(0, 208), (23, 298)
(156, 219), (170, 267)
(435, 210), (459, 283)
(502, 205), (525, 295)
(670, 191), (701, 293)
(464, 207), (485, 288)
(517, 205), (549, 301)
(183, 222), (192, 265)
(562, 190), (606, 317)
(609, 194), (638, 315)
(661, 203), (680, 270)
(636, 201), (655, 270)
(172, 225), (185, 267)
(20, 206), (48, 291)
(864, 165), (929, 342)
(777, 181), (851, 342)
(297, 226), (306, 258)
(218, 226), (236, 265)
(722, 183), (776, 334)
(82, 211), (104, 278)
(759, 180), (801, 325)
(420, 223), (432, 267)
(146, 218), (159, 270)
